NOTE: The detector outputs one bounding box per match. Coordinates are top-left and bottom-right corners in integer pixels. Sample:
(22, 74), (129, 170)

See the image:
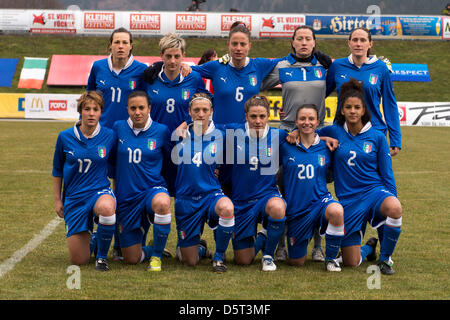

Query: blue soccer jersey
(279, 131), (334, 220)
(141, 68), (211, 135)
(112, 118), (170, 203)
(326, 55), (401, 149)
(318, 123), (397, 200)
(52, 122), (116, 201)
(226, 123), (281, 201)
(192, 57), (281, 124)
(173, 122), (224, 198)
(87, 55), (148, 128)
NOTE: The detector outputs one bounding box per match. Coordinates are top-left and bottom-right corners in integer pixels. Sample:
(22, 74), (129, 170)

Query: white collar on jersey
(107, 54), (135, 74)
(229, 57), (250, 69)
(296, 133), (320, 148)
(186, 120), (216, 139)
(158, 65), (184, 83)
(348, 54), (378, 66)
(344, 121), (372, 134)
(245, 122), (269, 139)
(127, 116), (153, 135)
(73, 120), (101, 141)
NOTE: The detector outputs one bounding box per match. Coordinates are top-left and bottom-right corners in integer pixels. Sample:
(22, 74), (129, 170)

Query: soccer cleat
(112, 248), (123, 261)
(262, 255), (277, 272)
(95, 258), (110, 271)
(325, 259), (342, 272)
(274, 246), (288, 262)
(312, 247), (325, 262)
(199, 239), (213, 259)
(212, 260), (227, 273)
(365, 237), (378, 262)
(377, 260), (395, 275)
(162, 248), (173, 258)
(147, 256), (162, 272)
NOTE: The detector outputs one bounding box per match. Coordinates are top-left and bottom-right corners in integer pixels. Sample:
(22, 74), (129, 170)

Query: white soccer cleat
(325, 259), (342, 272)
(262, 255), (277, 272)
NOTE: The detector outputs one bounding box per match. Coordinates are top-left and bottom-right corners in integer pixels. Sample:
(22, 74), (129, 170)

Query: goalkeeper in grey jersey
(261, 26), (332, 262)
(261, 26), (332, 132)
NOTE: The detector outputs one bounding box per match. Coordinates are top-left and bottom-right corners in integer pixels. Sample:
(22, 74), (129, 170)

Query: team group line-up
(52, 22), (403, 275)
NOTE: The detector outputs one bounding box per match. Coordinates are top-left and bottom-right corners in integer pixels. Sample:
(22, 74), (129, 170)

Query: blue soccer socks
(263, 216), (286, 258)
(213, 215), (235, 262)
(379, 217), (402, 262)
(96, 215), (116, 260)
(325, 223), (344, 261)
(152, 213), (171, 259)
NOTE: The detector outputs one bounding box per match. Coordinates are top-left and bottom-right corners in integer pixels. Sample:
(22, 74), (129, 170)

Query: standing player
(319, 79), (403, 275)
(112, 91), (172, 272)
(87, 28), (148, 129)
(87, 27), (148, 258)
(141, 33), (211, 196)
(261, 25), (333, 262)
(53, 91), (116, 271)
(326, 27), (401, 156)
(190, 22), (282, 125)
(226, 96), (286, 271)
(280, 104), (345, 271)
(172, 93), (235, 273)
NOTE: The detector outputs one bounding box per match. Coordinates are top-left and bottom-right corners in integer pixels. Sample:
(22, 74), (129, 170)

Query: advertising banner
(398, 102), (450, 126)
(258, 14), (306, 38)
(0, 10), (29, 31)
(443, 16), (450, 40)
(306, 14), (442, 38)
(0, 93), (25, 118)
(29, 10), (77, 34)
(25, 94), (81, 120)
(390, 64), (431, 82)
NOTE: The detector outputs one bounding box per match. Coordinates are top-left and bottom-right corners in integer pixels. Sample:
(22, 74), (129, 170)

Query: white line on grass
(0, 217), (62, 279)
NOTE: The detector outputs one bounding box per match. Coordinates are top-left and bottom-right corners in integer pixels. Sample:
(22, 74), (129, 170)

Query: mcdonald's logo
(30, 97), (44, 112)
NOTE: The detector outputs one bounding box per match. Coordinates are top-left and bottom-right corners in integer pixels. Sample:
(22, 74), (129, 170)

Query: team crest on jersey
(209, 143), (217, 155)
(363, 142), (373, 153)
(314, 69), (323, 78)
(318, 155), (326, 166)
(148, 139), (156, 150)
(179, 230), (186, 240)
(249, 75), (257, 86)
(266, 147), (272, 157)
(182, 89), (190, 100)
(369, 74), (378, 85)
(98, 146), (107, 158)
(129, 80), (136, 90)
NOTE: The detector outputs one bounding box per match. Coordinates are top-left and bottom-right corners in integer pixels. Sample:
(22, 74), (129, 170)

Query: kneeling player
(52, 91), (116, 271)
(281, 104), (345, 271)
(225, 95), (286, 271)
(172, 93), (234, 273)
(112, 91), (172, 272)
(318, 79), (403, 275)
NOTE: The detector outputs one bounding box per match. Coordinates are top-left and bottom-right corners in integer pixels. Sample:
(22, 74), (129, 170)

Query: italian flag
(17, 57), (48, 89)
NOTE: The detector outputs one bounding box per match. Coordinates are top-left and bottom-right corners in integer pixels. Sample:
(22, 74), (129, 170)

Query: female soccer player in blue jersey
(319, 79), (403, 275)
(226, 95), (286, 271)
(87, 28), (148, 129)
(112, 91), (172, 272)
(190, 22), (282, 125)
(141, 33), (211, 196)
(87, 28), (148, 259)
(326, 27), (401, 156)
(53, 91), (116, 271)
(172, 93), (234, 273)
(280, 104), (345, 272)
